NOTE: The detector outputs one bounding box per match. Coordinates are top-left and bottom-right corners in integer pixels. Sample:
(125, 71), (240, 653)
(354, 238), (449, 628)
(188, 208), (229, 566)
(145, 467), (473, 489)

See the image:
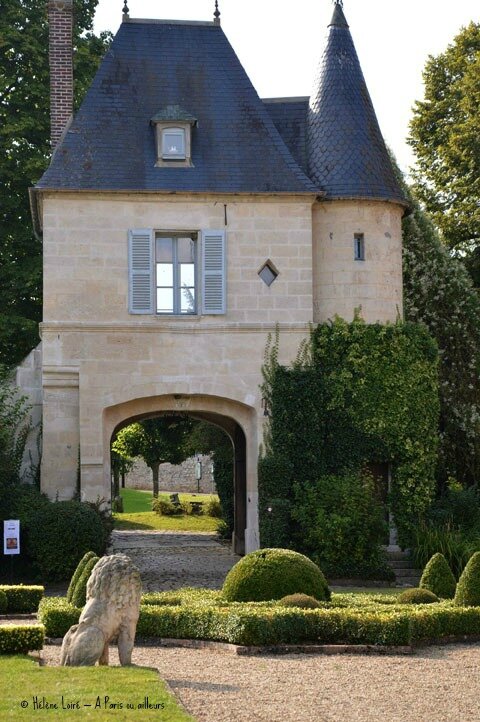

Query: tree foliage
(112, 417), (194, 497)
(402, 194), (480, 487)
(0, 0), (110, 366)
(408, 22), (480, 284)
(0, 365), (31, 517)
(259, 319), (439, 559)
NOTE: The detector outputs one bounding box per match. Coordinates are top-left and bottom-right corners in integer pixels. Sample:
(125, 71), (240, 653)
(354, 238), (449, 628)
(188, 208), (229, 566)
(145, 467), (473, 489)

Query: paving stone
(109, 530), (240, 592)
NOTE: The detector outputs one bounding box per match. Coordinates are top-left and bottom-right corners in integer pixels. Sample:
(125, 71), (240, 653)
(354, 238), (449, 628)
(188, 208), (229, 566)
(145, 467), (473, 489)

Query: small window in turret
(354, 233), (365, 261)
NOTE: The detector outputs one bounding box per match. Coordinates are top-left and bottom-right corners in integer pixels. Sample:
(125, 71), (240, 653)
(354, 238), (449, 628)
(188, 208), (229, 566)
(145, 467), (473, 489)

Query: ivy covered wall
(259, 318), (439, 576)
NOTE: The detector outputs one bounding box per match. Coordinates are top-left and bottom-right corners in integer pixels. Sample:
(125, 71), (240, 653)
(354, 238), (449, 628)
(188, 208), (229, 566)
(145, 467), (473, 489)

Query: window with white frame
(156, 234), (196, 314)
(128, 229), (226, 316)
(161, 127), (186, 160)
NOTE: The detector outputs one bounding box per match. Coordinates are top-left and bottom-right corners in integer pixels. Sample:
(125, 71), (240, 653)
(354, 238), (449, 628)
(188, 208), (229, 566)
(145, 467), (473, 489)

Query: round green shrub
(222, 548), (331, 602)
(26, 501), (107, 581)
(278, 593), (320, 609)
(205, 498), (223, 518)
(71, 556), (99, 608)
(419, 552), (457, 599)
(454, 552), (480, 607)
(66, 551), (98, 603)
(0, 590), (7, 614)
(398, 587), (439, 604)
(152, 497), (182, 516)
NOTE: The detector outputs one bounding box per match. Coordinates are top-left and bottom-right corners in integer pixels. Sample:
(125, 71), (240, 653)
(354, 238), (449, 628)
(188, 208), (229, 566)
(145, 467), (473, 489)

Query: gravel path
(109, 530), (240, 592)
(40, 642), (480, 722)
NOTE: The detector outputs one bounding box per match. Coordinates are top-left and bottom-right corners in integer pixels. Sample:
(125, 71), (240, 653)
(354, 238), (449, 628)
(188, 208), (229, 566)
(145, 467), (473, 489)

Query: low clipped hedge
(0, 585), (44, 613)
(0, 591), (6, 614)
(420, 553), (457, 599)
(279, 594), (321, 609)
(38, 589), (480, 648)
(0, 625), (45, 654)
(38, 597), (81, 638)
(222, 548), (330, 602)
(398, 588), (439, 605)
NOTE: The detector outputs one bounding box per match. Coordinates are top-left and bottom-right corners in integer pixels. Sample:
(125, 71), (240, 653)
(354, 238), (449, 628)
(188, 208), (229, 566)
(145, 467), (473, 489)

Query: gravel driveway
(41, 642), (480, 722)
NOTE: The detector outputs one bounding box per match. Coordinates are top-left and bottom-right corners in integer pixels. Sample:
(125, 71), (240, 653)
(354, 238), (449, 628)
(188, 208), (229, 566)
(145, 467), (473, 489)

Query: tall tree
(402, 195), (480, 488)
(408, 22), (480, 286)
(112, 417), (194, 497)
(0, 0), (110, 366)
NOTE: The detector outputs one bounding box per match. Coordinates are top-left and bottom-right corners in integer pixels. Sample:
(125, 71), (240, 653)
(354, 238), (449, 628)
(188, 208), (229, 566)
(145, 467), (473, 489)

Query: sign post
(4, 520), (20, 584)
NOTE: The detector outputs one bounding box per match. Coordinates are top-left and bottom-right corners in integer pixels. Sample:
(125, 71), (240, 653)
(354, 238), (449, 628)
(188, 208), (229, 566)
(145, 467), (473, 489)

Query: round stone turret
(309, 2), (408, 323)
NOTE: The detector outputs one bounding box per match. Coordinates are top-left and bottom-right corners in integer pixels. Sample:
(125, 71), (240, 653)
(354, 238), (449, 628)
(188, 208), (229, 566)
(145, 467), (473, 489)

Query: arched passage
(103, 394), (257, 555)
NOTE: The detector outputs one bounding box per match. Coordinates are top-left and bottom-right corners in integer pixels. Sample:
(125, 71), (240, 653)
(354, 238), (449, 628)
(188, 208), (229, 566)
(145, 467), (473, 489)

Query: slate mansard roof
(36, 7), (407, 206)
(36, 19), (317, 195)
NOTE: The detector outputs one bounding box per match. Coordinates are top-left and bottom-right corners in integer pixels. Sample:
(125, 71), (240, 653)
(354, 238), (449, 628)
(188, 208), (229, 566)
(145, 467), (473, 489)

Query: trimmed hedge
(0, 624), (45, 654)
(38, 597), (81, 638)
(0, 585), (44, 613)
(67, 551), (97, 603)
(455, 552), (480, 607)
(0, 591), (6, 614)
(278, 594), (320, 609)
(398, 588), (439, 605)
(40, 587), (480, 647)
(420, 553), (457, 599)
(222, 548), (331, 602)
(70, 555), (99, 608)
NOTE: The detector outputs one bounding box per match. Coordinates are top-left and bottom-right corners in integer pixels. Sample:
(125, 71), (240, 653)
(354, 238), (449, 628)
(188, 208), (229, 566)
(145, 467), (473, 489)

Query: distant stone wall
(125, 454), (215, 494)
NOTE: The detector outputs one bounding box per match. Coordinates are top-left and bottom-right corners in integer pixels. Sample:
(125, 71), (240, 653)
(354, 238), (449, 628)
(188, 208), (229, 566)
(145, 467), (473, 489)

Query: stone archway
(103, 394), (257, 555)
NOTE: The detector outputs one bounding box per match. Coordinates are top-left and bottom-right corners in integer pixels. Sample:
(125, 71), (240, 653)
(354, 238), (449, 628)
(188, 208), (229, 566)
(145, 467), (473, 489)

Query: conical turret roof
(307, 3), (407, 205)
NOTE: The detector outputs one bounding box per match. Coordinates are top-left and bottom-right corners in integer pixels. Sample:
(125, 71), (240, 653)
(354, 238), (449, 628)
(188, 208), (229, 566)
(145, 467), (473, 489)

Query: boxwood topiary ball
(398, 587), (439, 604)
(454, 552), (480, 607)
(222, 548), (330, 602)
(278, 593), (321, 609)
(419, 553), (456, 599)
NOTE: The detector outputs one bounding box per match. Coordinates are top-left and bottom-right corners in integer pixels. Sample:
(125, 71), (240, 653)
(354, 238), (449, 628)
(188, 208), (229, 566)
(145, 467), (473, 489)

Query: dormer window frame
(153, 120), (194, 168)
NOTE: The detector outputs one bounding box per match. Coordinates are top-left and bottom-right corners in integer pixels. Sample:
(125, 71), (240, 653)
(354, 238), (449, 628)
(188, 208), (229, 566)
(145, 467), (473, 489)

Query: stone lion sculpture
(60, 554), (142, 666)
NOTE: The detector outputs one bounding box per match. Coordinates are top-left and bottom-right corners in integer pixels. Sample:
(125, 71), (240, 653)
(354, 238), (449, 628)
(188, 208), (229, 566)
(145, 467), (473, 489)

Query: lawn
(113, 488), (221, 531)
(0, 655), (194, 721)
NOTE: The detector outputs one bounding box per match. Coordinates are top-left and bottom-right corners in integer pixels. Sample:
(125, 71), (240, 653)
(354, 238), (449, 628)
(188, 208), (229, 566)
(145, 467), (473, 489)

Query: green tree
(0, 0), (111, 366)
(403, 195), (480, 487)
(408, 22), (480, 285)
(0, 365), (30, 517)
(112, 417), (194, 497)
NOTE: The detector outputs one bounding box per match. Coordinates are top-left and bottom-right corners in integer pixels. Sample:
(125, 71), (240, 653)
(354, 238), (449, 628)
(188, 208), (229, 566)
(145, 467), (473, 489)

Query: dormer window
(162, 127), (186, 160)
(151, 105), (196, 168)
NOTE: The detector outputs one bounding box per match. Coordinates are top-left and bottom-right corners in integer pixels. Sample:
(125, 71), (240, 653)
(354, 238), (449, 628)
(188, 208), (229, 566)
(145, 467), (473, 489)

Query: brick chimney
(48, 0), (74, 148)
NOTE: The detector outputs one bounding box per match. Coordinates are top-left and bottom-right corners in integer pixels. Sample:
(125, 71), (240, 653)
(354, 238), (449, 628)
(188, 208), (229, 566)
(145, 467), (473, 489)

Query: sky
(93, 0), (479, 175)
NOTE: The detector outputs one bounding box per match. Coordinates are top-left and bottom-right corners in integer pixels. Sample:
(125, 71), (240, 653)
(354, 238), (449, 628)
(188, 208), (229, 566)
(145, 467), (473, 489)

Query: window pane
(180, 263), (195, 287)
(156, 237), (173, 262)
(162, 129), (185, 158)
(177, 237), (195, 263)
(156, 263), (173, 286)
(157, 288), (173, 313)
(180, 287), (195, 313)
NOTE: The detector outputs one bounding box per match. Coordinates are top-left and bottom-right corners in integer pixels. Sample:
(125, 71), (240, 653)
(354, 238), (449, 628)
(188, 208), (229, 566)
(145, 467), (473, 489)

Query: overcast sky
(93, 0), (479, 175)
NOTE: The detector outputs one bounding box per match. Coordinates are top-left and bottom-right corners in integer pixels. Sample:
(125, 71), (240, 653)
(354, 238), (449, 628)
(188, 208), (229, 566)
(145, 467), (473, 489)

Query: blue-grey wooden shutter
(201, 230), (226, 314)
(128, 229), (154, 314)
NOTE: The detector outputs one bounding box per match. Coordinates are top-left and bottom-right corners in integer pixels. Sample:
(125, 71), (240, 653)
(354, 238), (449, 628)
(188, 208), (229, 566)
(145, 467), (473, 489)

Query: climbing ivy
(259, 318), (439, 568)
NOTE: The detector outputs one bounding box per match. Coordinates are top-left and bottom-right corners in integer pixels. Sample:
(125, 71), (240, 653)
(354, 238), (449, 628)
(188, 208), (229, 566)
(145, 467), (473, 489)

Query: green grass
(0, 656), (194, 721)
(114, 489), (220, 531)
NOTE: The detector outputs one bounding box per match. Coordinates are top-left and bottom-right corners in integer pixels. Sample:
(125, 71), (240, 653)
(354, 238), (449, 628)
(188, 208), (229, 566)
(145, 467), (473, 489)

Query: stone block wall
(125, 454), (215, 494)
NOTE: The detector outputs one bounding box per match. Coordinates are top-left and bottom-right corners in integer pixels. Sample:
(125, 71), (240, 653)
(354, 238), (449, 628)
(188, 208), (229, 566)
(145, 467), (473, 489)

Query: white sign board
(4, 520), (20, 555)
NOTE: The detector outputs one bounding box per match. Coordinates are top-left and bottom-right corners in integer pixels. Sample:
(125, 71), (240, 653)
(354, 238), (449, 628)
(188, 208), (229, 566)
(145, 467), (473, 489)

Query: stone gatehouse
(22, 1), (407, 554)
